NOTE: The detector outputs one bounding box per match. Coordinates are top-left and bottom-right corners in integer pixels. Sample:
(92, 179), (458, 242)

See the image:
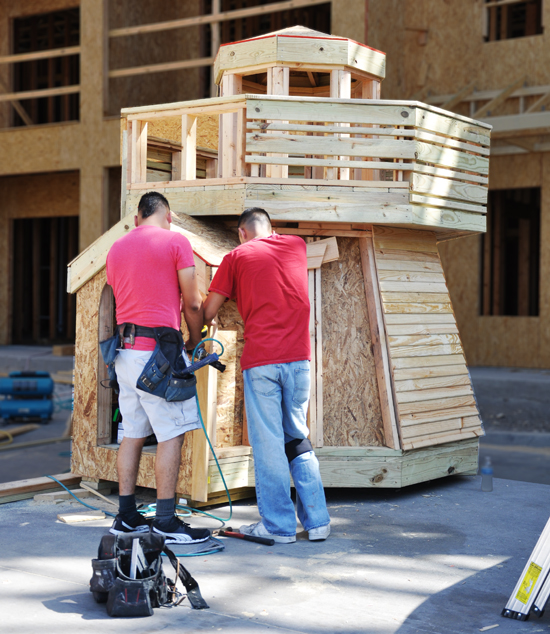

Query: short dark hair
(238, 207), (272, 230)
(138, 191), (170, 219)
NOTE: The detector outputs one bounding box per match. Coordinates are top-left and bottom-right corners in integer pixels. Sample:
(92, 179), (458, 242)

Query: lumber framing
(68, 23), (490, 504)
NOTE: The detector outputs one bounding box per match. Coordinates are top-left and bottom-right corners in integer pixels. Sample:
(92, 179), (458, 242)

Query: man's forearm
(184, 304), (204, 348)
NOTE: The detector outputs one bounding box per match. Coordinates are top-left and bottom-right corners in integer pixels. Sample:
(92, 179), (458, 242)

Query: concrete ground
(470, 367), (550, 486)
(1, 475), (550, 634)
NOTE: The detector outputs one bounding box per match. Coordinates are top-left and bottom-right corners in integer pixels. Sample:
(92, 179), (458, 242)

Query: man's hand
(178, 266), (204, 349)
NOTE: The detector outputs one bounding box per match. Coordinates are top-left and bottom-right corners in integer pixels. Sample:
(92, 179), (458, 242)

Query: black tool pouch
(99, 332), (121, 390)
(106, 557), (167, 617)
(136, 327), (197, 402)
(90, 531), (208, 617)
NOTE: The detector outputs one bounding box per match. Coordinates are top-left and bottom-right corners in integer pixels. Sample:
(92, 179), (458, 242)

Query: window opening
(480, 188), (540, 316)
(12, 216), (79, 343)
(12, 8), (80, 126)
(485, 0), (543, 41)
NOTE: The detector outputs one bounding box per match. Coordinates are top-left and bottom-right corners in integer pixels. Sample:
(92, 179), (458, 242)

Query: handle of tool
(219, 529), (275, 546)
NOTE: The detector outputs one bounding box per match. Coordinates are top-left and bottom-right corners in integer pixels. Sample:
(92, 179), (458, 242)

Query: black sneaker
(152, 515), (210, 544)
(109, 513), (150, 535)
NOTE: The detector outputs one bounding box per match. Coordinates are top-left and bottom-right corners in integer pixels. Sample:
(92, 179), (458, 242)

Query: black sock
(119, 494), (138, 518)
(155, 497), (175, 524)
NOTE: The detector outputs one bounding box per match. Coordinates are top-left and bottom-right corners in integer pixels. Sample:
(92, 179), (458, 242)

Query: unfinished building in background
(1, 0), (548, 370)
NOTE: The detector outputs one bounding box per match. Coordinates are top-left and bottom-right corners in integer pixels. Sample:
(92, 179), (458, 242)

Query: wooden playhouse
(68, 27), (491, 504)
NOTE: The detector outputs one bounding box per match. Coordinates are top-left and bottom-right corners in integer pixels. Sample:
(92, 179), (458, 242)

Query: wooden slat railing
(124, 94), (492, 217)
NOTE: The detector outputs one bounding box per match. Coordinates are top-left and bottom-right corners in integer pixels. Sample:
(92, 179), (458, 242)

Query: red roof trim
(219, 33), (386, 56)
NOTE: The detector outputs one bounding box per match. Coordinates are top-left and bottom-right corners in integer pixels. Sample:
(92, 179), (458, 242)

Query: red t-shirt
(106, 225), (195, 351)
(209, 233), (310, 370)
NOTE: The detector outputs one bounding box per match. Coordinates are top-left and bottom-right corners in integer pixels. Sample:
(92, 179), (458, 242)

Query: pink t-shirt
(106, 225), (195, 351)
(209, 233), (310, 370)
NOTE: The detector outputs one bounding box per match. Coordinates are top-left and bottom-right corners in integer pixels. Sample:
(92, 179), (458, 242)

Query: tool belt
(90, 531), (208, 617)
(100, 323), (225, 403)
(99, 323), (197, 402)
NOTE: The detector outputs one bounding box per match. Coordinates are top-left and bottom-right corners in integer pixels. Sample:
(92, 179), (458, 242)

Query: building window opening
(481, 188), (540, 316)
(485, 0), (543, 41)
(12, 8), (80, 126)
(12, 216), (79, 344)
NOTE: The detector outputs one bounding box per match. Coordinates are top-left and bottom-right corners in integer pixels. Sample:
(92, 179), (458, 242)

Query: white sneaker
(239, 521), (296, 544)
(308, 524), (331, 541)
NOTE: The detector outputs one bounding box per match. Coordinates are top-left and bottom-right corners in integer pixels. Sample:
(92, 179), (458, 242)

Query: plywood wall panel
(148, 115), (219, 151)
(215, 300), (245, 448)
(107, 1), (202, 117)
(321, 238), (384, 447)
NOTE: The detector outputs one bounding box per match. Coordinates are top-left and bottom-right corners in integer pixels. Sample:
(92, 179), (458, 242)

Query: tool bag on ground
(90, 531), (209, 617)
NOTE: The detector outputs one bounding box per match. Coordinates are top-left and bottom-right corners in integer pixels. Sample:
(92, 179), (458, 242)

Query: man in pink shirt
(106, 191), (209, 544)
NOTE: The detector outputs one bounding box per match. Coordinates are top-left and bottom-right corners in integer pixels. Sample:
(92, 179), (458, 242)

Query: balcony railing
(124, 94), (491, 219)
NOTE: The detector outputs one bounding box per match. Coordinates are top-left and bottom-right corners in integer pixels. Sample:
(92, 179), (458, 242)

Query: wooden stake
(181, 114), (197, 180)
(307, 247), (318, 445)
(359, 236), (400, 449)
(314, 266), (323, 448)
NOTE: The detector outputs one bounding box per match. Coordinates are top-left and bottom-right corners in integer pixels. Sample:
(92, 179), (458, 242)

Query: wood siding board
(398, 394), (478, 416)
(247, 99), (416, 126)
(411, 173), (487, 205)
(400, 405), (480, 426)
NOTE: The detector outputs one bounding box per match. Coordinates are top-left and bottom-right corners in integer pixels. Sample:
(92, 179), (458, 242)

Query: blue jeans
(243, 360), (330, 536)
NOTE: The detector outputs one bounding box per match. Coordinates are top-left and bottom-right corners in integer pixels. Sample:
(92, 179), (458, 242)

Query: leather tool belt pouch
(136, 326), (197, 402)
(90, 532), (208, 617)
(99, 331), (121, 390)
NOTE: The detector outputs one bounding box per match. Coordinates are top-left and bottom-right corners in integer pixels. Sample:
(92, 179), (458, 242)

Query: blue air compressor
(0, 371), (54, 421)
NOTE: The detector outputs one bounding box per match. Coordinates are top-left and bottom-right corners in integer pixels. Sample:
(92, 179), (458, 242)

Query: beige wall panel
(108, 1), (202, 116)
(439, 152), (550, 368)
(321, 238), (385, 447)
(0, 119), (119, 175)
(215, 300), (245, 448)
(489, 154), (543, 190)
(331, 0), (366, 46)
(0, 171), (79, 219)
(369, 0), (550, 101)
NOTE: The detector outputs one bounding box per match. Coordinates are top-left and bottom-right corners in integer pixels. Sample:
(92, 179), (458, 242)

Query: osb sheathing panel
(331, 0), (366, 49)
(438, 153), (550, 368)
(71, 270), (194, 495)
(321, 238), (384, 447)
(369, 0), (550, 103)
(488, 154), (543, 191)
(215, 301), (245, 448)
(107, 1), (202, 117)
(148, 116), (219, 152)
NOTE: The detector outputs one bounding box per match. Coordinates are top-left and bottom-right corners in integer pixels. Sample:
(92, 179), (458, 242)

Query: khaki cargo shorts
(115, 349), (200, 443)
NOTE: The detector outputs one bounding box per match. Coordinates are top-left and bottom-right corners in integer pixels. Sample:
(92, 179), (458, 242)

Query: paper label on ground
(516, 562), (543, 604)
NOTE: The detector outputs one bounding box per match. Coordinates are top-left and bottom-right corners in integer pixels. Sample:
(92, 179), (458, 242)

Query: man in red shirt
(106, 191), (209, 544)
(204, 208), (330, 543)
